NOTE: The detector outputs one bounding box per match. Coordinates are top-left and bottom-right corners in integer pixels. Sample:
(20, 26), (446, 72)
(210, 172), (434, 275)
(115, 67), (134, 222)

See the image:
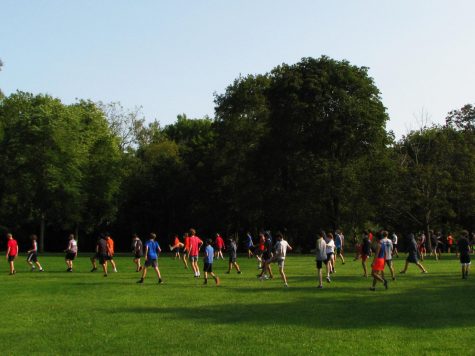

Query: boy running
(370, 234), (388, 291)
(26, 234), (44, 272)
(315, 232), (327, 288)
(203, 239), (220, 285)
(226, 237), (242, 274)
(188, 229), (203, 277)
(246, 232), (254, 258)
(64, 234), (78, 272)
(105, 234), (118, 272)
(381, 231), (395, 280)
(137, 233), (163, 284)
(263, 232), (292, 287)
(6, 233), (18, 275)
(457, 231), (471, 279)
(131, 234), (143, 272)
(334, 230), (345, 265)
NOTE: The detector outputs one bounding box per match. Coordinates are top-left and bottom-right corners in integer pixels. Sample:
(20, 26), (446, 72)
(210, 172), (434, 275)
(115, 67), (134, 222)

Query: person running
(105, 234), (118, 272)
(64, 234), (78, 272)
(255, 232), (265, 269)
(370, 234), (388, 291)
(203, 239), (220, 285)
(266, 232), (292, 287)
(400, 233), (428, 274)
(334, 229), (345, 265)
(325, 233), (336, 276)
(381, 231), (395, 280)
(137, 233), (163, 284)
(361, 234), (371, 277)
(246, 232), (254, 258)
(352, 232), (361, 261)
(226, 237), (242, 274)
(214, 233), (225, 260)
(457, 231), (471, 279)
(131, 234), (143, 272)
(315, 232), (327, 288)
(169, 235), (181, 259)
(26, 234), (44, 272)
(6, 233), (18, 275)
(430, 231), (441, 260)
(188, 229), (203, 278)
(391, 232), (399, 257)
(90, 235), (102, 272)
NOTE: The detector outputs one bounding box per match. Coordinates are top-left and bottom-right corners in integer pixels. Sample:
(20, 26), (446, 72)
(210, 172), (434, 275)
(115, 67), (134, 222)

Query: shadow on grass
(105, 281), (475, 330)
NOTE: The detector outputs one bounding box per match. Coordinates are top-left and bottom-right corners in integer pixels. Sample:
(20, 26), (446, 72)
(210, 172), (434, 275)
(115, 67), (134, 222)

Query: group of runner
(3, 228), (472, 288)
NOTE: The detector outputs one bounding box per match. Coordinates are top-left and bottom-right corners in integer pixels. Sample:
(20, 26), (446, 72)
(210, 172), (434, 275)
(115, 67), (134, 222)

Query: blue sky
(1, 0), (474, 137)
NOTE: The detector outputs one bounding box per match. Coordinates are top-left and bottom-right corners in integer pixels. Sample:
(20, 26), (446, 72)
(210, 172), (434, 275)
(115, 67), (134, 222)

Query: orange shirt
(107, 238), (114, 255)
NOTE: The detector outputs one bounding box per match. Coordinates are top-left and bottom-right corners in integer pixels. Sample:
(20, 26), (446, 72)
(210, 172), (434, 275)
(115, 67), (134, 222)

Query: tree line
(0, 56), (474, 251)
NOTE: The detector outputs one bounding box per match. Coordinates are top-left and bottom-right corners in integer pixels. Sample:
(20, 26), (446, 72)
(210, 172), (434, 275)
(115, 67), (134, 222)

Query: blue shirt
(145, 240), (160, 259)
(205, 245), (214, 264)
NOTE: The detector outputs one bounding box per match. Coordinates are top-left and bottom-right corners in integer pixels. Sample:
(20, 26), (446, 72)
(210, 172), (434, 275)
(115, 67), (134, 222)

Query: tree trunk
(39, 212), (45, 253)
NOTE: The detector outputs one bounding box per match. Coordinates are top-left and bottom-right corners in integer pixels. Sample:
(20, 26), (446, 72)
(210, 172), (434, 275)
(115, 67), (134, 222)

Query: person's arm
(144, 246), (149, 261)
(6, 246), (10, 259)
(288, 243), (293, 251)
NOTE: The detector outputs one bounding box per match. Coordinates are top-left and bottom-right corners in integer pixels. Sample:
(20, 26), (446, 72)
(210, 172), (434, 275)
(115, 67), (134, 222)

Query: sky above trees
(1, 0), (474, 138)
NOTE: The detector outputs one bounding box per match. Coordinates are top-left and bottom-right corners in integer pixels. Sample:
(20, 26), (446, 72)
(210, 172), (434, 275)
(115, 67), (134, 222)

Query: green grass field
(1, 253), (474, 355)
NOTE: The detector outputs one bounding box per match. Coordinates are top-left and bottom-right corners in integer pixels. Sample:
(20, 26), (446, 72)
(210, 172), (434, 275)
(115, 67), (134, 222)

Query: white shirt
(325, 239), (335, 254)
(275, 240), (290, 259)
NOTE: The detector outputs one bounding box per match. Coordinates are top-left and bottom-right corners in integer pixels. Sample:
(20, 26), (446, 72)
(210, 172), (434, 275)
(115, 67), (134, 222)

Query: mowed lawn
(1, 252), (474, 355)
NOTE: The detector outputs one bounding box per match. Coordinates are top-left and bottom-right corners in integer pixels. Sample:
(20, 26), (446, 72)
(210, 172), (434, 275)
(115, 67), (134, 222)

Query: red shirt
(215, 235), (224, 249)
(189, 236), (203, 256)
(7, 239), (18, 256)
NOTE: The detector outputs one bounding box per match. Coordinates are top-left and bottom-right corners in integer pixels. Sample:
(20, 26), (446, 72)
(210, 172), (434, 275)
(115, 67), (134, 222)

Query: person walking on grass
(246, 232), (254, 258)
(131, 234), (143, 272)
(418, 232), (426, 261)
(370, 234), (388, 291)
(315, 232), (327, 288)
(457, 230), (471, 279)
(255, 232), (265, 269)
(105, 234), (118, 272)
(391, 232), (399, 257)
(188, 229), (203, 278)
(64, 234), (78, 272)
(257, 232), (273, 279)
(203, 239), (220, 286)
(334, 229), (345, 265)
(361, 234), (371, 277)
(226, 237), (242, 274)
(90, 236), (101, 272)
(169, 235), (181, 259)
(447, 233), (454, 254)
(326, 233), (336, 275)
(400, 233), (428, 274)
(26, 234), (44, 272)
(381, 231), (395, 280)
(6, 233), (18, 275)
(137, 233), (163, 284)
(94, 234), (110, 277)
(214, 233), (225, 260)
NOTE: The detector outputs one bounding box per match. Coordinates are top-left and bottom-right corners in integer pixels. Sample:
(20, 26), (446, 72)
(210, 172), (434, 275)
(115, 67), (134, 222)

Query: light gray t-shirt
(274, 240), (290, 259)
(315, 238), (327, 261)
(381, 238), (393, 261)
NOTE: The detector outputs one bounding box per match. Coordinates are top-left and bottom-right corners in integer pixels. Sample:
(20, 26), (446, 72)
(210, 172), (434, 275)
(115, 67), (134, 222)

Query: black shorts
(91, 252), (100, 260)
(203, 262), (213, 273)
(460, 253), (471, 265)
(385, 259), (393, 267)
(229, 256), (237, 263)
(145, 259), (158, 268)
(262, 252), (270, 260)
(99, 254), (108, 265)
(316, 260), (325, 269)
(134, 252), (143, 259)
(65, 252), (76, 261)
(8, 255), (16, 262)
(336, 247), (342, 254)
(27, 252), (38, 263)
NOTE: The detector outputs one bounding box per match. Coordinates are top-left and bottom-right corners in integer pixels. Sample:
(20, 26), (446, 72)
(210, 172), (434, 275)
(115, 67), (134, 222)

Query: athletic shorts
(262, 252), (270, 260)
(190, 256), (198, 262)
(460, 253), (471, 265)
(229, 256), (236, 263)
(372, 257), (385, 271)
(92, 252), (100, 260)
(179, 247), (186, 254)
(134, 252), (143, 259)
(106, 255), (113, 261)
(27, 252), (38, 263)
(8, 255), (17, 262)
(385, 259), (393, 267)
(203, 262), (213, 273)
(316, 260), (324, 269)
(362, 255), (369, 262)
(336, 247), (341, 254)
(99, 253), (108, 265)
(326, 252), (334, 260)
(277, 258), (285, 268)
(145, 259), (158, 268)
(65, 252), (76, 261)
(407, 253), (418, 264)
